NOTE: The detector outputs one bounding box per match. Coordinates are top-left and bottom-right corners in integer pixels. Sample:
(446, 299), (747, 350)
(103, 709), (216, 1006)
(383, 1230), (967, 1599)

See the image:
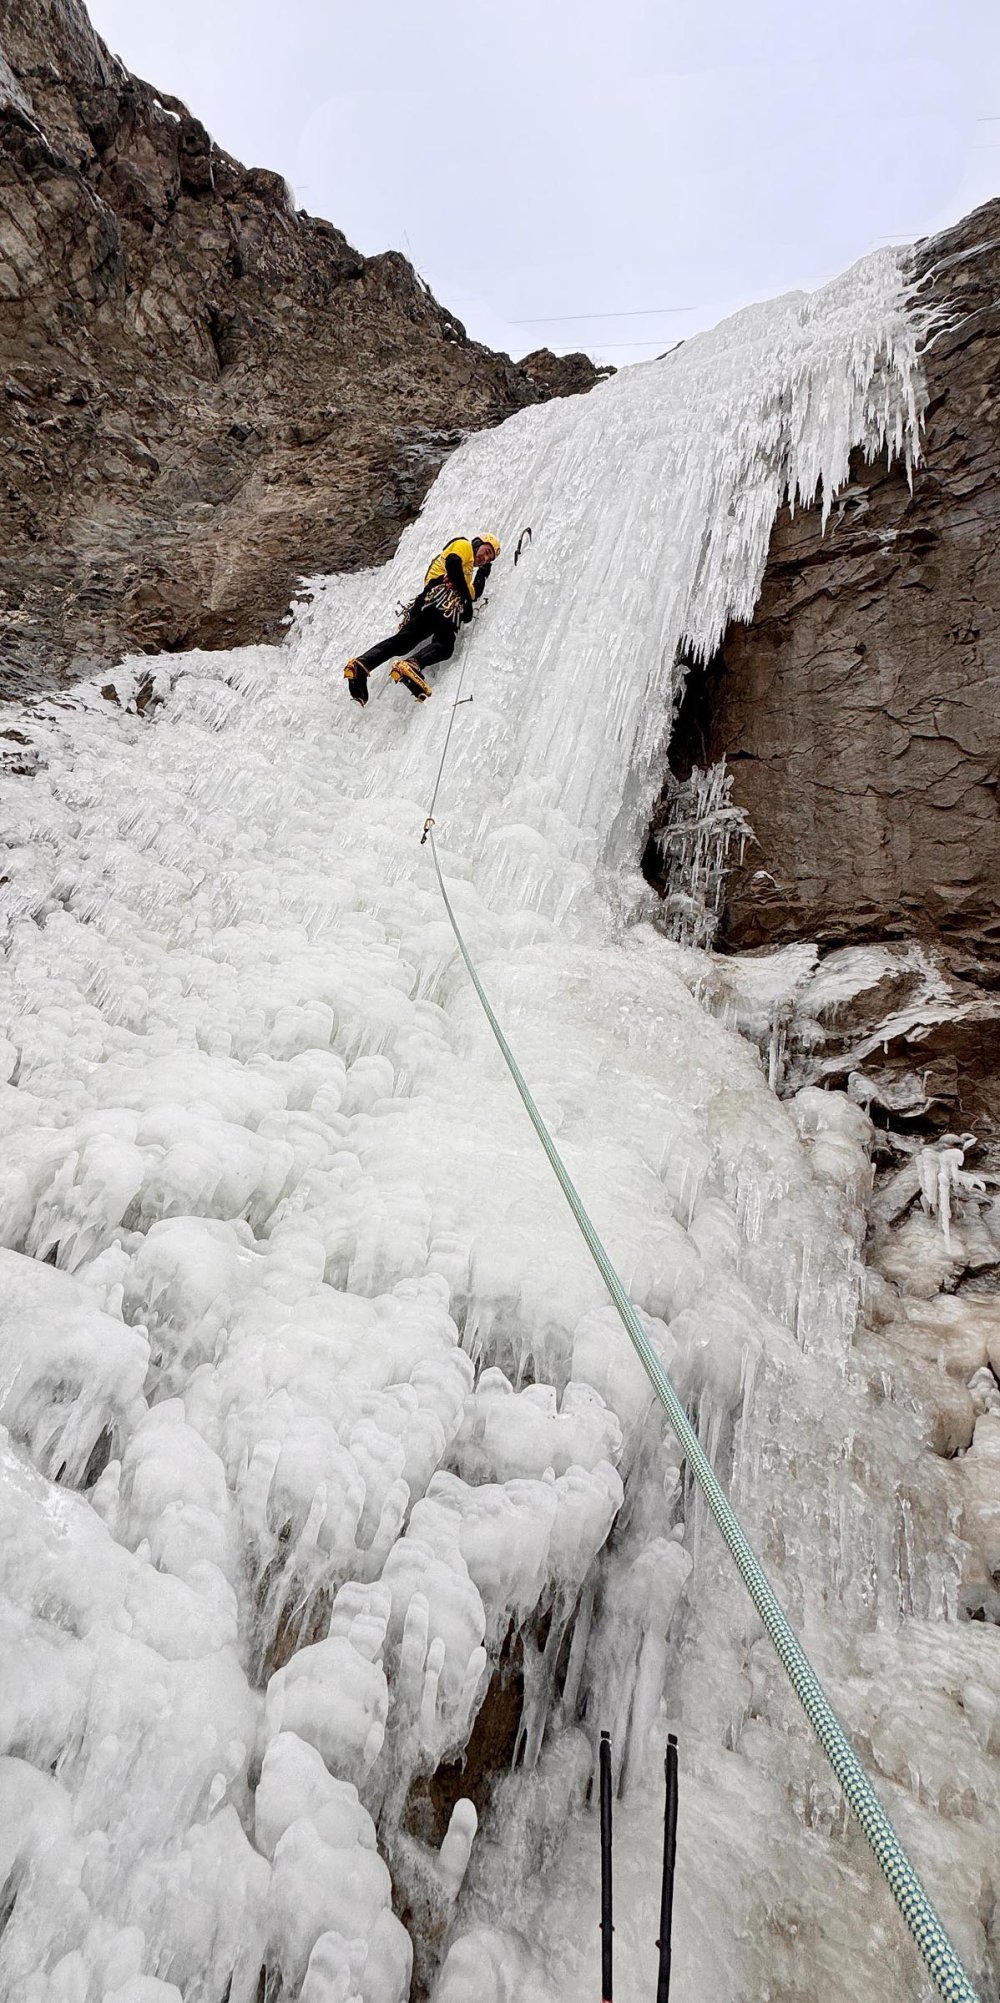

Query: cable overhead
(511, 307), (698, 324)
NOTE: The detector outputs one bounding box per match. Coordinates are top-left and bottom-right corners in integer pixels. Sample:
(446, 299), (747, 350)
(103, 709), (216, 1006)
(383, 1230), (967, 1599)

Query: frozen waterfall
(0, 248), (995, 2003)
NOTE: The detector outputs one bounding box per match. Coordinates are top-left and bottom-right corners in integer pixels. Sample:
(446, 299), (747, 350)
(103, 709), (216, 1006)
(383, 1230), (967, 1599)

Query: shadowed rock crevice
(406, 1629), (525, 1859)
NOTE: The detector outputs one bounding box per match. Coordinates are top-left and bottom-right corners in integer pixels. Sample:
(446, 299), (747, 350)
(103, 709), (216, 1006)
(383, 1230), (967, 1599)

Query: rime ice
(0, 250), (995, 2002)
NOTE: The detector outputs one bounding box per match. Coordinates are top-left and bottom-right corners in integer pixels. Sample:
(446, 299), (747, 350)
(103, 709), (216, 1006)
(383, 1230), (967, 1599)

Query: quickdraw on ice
(420, 662), (474, 846)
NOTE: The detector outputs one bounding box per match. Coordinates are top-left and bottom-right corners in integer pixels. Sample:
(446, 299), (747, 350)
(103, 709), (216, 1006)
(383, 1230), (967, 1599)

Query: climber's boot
(344, 659), (370, 706)
(390, 659), (432, 702)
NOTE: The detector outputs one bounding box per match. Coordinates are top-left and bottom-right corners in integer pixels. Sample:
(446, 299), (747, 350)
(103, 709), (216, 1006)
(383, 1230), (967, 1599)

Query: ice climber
(343, 533), (501, 705)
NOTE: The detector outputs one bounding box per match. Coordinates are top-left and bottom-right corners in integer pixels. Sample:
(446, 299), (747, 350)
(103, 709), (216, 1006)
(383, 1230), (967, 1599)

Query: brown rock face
(685, 199), (1000, 962)
(653, 198), (1000, 1138)
(518, 347), (614, 398)
(0, 0), (564, 695)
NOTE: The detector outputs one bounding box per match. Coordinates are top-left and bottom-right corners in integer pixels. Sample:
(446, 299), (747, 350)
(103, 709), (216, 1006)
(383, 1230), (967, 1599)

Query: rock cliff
(518, 348), (616, 398)
(0, 0), (601, 695)
(650, 198), (1000, 1141)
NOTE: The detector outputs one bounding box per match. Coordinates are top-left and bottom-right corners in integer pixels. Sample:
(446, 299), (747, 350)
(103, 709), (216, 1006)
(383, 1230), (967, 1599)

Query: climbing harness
(419, 674), (982, 2003)
(423, 579), (466, 625)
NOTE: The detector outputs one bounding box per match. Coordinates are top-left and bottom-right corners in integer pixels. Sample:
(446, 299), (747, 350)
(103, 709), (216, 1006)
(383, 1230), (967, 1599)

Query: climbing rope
(420, 723), (980, 2000)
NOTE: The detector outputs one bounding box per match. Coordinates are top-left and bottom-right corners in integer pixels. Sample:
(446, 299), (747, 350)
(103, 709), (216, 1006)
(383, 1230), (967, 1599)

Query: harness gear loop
(423, 579), (465, 625)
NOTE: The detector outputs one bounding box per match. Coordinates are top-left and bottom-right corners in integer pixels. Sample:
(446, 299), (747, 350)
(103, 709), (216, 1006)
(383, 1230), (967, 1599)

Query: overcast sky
(87, 0), (1000, 368)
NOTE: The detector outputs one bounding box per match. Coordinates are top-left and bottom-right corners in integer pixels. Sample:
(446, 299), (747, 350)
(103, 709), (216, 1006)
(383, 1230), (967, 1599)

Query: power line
(511, 306), (698, 324)
(587, 339), (688, 351)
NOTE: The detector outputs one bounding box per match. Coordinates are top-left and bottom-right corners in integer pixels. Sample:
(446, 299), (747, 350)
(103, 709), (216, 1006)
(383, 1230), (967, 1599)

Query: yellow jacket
(424, 537), (477, 598)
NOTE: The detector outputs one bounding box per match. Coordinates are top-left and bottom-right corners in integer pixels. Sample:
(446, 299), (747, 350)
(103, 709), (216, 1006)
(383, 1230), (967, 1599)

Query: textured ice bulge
(0, 249), (994, 2003)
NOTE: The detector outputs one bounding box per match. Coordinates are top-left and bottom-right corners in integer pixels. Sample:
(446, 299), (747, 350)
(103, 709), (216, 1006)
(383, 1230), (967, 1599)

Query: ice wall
(0, 250), (995, 2003)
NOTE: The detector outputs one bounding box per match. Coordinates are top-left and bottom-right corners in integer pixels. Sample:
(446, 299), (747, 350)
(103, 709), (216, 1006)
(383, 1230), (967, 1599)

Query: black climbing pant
(355, 604), (458, 677)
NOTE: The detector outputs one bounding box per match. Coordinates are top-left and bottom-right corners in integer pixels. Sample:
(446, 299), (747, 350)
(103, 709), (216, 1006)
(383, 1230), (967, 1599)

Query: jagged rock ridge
(0, 0), (602, 695)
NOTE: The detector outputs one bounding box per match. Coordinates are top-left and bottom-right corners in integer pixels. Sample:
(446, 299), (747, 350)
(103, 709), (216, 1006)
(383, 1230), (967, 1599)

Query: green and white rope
(424, 824), (980, 2003)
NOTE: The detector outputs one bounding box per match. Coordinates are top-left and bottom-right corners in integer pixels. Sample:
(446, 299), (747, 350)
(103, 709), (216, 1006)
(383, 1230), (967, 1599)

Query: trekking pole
(655, 1735), (679, 2003)
(600, 1730), (614, 2003)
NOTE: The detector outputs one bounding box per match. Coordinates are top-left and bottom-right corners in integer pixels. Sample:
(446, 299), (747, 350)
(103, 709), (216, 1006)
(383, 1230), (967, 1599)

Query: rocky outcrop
(517, 348), (614, 398)
(0, 0), (579, 697)
(650, 197), (1000, 1141)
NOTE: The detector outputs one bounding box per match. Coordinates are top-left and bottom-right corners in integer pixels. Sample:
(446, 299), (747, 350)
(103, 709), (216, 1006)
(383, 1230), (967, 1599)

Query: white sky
(87, 0), (1000, 368)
